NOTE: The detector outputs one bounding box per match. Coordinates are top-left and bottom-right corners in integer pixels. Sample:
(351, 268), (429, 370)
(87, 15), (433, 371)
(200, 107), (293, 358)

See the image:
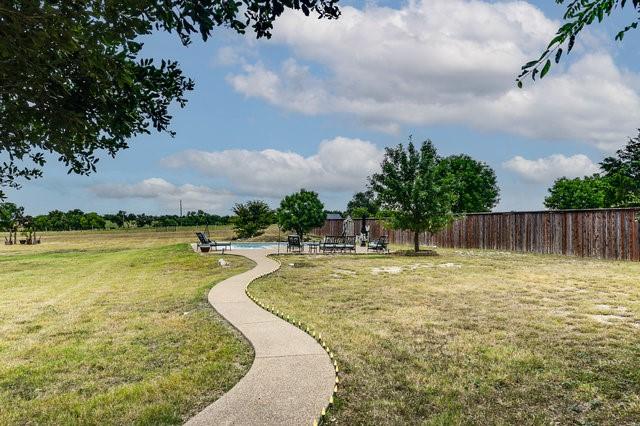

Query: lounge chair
(195, 232), (232, 252)
(287, 235), (303, 253)
(367, 235), (389, 253)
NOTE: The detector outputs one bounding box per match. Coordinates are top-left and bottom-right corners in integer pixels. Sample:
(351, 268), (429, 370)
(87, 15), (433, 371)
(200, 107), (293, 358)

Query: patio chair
(287, 235), (303, 253)
(344, 235), (357, 253)
(320, 236), (338, 253)
(367, 235), (389, 253)
(195, 232), (232, 252)
(320, 235), (356, 253)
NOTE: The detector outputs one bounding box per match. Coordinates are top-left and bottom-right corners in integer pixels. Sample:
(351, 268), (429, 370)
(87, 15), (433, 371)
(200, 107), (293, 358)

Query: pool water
(230, 242), (281, 250)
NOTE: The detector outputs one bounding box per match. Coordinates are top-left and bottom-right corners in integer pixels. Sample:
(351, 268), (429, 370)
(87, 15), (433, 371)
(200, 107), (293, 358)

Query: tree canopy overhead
(518, 0), (639, 86)
(0, 0), (340, 200)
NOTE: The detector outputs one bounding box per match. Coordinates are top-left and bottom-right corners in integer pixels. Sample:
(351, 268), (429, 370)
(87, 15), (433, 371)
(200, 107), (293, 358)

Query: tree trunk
(414, 230), (420, 252)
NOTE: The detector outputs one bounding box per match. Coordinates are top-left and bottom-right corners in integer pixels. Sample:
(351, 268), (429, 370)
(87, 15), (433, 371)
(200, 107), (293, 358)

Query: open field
(250, 249), (640, 425)
(0, 233), (254, 424)
(2, 224), (284, 255)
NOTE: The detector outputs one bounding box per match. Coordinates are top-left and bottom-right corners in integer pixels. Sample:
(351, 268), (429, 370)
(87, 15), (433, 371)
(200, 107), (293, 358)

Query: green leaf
(547, 34), (565, 48)
(537, 49), (550, 61)
(540, 59), (551, 79)
(555, 48), (563, 64)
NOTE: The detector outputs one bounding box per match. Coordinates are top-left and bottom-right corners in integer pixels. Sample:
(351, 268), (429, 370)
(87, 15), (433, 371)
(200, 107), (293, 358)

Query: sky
(6, 0), (640, 215)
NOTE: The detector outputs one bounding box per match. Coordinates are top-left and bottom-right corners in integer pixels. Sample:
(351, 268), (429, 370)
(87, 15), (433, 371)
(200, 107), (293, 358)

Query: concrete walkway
(186, 249), (335, 426)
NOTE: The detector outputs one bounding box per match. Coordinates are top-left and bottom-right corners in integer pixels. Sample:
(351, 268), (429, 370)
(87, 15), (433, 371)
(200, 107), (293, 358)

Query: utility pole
(179, 200), (183, 218)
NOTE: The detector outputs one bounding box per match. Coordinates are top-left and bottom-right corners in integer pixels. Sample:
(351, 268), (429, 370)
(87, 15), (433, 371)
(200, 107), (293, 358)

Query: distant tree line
(545, 132), (640, 210)
(101, 210), (231, 230)
(0, 206), (231, 232)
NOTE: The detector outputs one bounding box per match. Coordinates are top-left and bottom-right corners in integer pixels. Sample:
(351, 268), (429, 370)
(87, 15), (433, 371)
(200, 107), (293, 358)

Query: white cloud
(90, 178), (234, 212)
(162, 137), (383, 197)
(215, 46), (245, 66)
(228, 59), (329, 115)
(503, 154), (601, 183)
(225, 0), (640, 150)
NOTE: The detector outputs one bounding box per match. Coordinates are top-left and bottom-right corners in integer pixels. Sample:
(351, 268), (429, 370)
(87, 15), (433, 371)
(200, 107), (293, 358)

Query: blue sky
(6, 0), (640, 215)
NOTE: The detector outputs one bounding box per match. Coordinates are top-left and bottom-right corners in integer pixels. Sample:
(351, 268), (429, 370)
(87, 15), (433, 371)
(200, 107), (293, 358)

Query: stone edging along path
(186, 249), (337, 426)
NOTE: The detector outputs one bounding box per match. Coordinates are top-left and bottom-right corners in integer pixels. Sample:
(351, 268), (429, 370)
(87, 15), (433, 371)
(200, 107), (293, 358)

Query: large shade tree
(544, 175), (611, 209)
(544, 131), (640, 209)
(346, 189), (380, 237)
(277, 189), (326, 241)
(370, 139), (457, 252)
(346, 190), (379, 218)
(0, 202), (24, 244)
(439, 154), (499, 213)
(600, 131), (640, 207)
(0, 0), (340, 200)
(232, 200), (274, 239)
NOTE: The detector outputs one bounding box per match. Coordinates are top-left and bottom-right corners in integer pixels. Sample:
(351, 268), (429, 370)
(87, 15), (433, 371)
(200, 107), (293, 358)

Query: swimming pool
(230, 242), (282, 250)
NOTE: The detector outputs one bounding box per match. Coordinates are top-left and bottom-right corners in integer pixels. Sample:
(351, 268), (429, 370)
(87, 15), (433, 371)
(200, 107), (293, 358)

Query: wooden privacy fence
(312, 208), (640, 261)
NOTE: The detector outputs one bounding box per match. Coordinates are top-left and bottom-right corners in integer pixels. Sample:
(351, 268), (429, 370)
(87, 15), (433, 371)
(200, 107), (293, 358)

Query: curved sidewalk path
(186, 249), (335, 426)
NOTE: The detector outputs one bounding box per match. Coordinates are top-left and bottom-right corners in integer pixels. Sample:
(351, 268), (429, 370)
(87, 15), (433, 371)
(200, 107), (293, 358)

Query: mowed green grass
(250, 250), (640, 425)
(0, 237), (254, 424)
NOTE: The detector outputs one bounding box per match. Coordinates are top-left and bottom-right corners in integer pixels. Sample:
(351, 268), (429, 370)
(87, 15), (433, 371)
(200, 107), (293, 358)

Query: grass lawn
(250, 249), (640, 425)
(11, 223), (284, 254)
(0, 234), (254, 424)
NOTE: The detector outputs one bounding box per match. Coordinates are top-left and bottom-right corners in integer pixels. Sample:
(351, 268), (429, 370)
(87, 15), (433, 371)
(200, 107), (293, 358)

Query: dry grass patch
(251, 249), (640, 425)
(0, 234), (254, 424)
